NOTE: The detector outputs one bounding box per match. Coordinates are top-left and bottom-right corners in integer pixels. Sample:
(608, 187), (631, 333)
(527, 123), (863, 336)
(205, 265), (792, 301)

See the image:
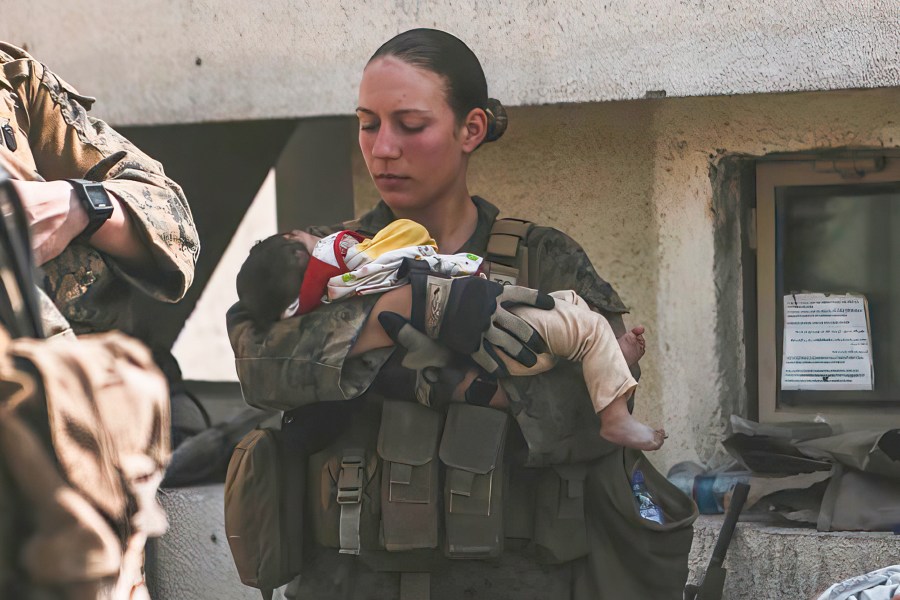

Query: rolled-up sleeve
(20, 58), (198, 302)
(227, 294), (392, 410)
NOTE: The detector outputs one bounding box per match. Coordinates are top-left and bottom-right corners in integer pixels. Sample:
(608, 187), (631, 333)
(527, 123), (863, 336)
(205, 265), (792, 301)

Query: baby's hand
(284, 230), (321, 254)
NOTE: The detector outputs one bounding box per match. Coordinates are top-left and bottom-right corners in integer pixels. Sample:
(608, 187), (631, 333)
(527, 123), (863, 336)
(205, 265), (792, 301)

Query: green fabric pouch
(439, 403), (508, 559)
(573, 448), (698, 600)
(817, 464), (900, 531)
(307, 403), (382, 554)
(377, 400), (442, 551)
(532, 464), (590, 564)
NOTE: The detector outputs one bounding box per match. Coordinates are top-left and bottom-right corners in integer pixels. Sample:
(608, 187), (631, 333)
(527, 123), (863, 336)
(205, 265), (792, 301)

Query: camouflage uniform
(0, 42), (199, 337)
(228, 196), (695, 598)
(228, 197), (627, 416)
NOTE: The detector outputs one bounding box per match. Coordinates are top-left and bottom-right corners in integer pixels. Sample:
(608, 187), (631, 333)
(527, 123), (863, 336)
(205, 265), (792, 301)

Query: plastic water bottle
(692, 472), (751, 514)
(666, 462), (752, 514)
(631, 469), (665, 524)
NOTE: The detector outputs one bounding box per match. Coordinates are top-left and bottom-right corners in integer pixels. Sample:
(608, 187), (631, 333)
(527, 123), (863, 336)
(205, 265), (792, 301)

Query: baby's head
(236, 232), (311, 325)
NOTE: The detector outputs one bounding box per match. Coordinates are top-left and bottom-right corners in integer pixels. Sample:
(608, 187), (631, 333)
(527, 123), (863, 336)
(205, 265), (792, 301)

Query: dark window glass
(775, 183), (900, 407)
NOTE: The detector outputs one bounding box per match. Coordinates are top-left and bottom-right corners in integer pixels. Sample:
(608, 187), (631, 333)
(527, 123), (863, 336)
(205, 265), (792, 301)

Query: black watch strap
(66, 179), (114, 242)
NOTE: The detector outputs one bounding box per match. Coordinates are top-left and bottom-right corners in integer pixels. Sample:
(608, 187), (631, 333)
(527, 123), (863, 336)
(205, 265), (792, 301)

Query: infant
(237, 220), (665, 450)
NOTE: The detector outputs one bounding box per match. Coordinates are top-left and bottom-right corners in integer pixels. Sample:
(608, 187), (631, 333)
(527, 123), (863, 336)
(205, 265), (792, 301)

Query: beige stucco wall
(353, 86), (900, 472)
(2, 1), (898, 125)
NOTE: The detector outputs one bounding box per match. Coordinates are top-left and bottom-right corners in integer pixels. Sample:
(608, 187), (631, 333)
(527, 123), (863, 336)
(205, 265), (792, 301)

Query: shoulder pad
(487, 217), (533, 261)
(486, 217), (533, 286)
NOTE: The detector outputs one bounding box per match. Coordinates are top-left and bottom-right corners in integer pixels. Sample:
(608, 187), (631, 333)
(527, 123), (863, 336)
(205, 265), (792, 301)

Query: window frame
(756, 156), (900, 429)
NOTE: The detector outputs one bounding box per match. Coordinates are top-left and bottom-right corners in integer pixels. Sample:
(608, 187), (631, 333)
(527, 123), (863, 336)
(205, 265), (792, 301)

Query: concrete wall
(352, 86), (900, 472)
(1, 1), (898, 125)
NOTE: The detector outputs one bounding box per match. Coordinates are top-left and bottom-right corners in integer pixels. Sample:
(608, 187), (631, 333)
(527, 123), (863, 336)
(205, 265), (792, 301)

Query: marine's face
(356, 57), (469, 213)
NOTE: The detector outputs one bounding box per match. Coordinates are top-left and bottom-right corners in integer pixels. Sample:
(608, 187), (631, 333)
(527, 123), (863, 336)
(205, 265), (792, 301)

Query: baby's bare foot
(600, 416), (666, 451)
(618, 326), (646, 367)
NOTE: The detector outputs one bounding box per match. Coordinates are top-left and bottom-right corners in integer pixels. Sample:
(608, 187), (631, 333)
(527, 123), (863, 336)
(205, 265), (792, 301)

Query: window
(756, 155), (900, 429)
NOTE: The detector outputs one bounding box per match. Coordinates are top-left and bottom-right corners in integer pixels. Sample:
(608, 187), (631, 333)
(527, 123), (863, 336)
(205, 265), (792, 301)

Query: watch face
(84, 184), (112, 210)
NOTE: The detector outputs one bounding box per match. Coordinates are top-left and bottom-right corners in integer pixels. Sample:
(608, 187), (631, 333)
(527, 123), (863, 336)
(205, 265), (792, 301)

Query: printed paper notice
(781, 293), (873, 391)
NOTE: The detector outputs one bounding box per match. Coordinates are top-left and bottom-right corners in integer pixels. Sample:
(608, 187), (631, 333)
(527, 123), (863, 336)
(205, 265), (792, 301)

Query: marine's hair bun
(484, 98), (508, 143)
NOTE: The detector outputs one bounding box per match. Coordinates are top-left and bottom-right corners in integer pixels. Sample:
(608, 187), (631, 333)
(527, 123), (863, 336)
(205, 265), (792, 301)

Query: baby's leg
(501, 291), (636, 411)
(502, 291), (665, 450)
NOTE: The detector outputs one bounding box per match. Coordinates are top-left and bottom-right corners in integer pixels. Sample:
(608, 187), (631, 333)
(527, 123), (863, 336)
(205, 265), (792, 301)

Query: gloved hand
(402, 260), (555, 376)
(378, 311), (454, 371)
(378, 311), (464, 407)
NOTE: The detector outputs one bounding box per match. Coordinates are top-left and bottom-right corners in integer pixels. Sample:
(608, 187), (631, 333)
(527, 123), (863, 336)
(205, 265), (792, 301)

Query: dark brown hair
(369, 28), (507, 143)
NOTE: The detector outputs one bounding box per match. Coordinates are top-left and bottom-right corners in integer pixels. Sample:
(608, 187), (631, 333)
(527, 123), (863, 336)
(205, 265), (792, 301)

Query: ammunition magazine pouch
(308, 401), (511, 563)
(377, 401), (442, 551)
(439, 403), (509, 559)
(308, 403), (381, 555)
(533, 464), (589, 563)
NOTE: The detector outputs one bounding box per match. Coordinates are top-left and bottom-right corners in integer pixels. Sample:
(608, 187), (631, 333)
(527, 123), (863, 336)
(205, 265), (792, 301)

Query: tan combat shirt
(0, 42), (199, 337)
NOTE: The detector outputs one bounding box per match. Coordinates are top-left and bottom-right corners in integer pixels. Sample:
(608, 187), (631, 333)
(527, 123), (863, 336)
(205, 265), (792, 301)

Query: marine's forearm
(227, 294), (384, 409)
(88, 191), (153, 268)
(348, 286), (411, 357)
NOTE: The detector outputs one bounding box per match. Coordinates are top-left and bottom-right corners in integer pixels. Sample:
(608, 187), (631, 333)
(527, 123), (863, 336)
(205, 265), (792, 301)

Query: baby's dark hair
(236, 233), (310, 325)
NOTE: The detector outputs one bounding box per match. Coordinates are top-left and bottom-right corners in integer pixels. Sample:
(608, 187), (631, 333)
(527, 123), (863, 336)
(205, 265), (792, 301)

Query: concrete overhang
(2, 0), (898, 126)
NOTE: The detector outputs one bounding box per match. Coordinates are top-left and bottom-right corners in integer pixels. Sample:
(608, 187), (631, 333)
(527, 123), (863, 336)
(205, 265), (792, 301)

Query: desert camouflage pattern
(227, 292), (390, 411)
(0, 326), (171, 599)
(0, 42), (199, 337)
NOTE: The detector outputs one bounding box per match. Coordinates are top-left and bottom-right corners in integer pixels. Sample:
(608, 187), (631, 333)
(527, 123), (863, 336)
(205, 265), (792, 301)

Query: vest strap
(337, 452), (365, 555)
(486, 217), (534, 287)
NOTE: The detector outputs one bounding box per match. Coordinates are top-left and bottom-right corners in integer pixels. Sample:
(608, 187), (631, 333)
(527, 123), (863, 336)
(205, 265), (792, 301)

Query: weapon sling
(684, 482), (751, 600)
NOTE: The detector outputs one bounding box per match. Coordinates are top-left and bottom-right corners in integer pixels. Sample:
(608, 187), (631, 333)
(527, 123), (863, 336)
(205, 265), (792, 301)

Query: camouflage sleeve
(18, 57), (198, 302)
(226, 217), (386, 410)
(226, 294), (392, 410)
(527, 226), (628, 316)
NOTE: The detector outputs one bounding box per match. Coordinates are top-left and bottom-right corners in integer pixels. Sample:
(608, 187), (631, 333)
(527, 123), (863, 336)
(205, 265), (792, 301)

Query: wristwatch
(66, 179), (114, 241)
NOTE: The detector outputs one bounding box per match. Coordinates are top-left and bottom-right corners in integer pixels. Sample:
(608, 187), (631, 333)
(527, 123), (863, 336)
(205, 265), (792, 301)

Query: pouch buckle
(337, 455), (364, 504)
